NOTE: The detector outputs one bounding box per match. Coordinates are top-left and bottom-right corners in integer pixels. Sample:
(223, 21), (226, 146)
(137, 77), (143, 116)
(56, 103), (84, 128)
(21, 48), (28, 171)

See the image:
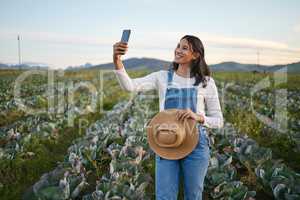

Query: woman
(113, 35), (224, 200)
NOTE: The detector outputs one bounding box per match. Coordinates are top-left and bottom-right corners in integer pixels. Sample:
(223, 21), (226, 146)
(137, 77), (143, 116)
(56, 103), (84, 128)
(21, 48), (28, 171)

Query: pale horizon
(1, 0), (300, 69)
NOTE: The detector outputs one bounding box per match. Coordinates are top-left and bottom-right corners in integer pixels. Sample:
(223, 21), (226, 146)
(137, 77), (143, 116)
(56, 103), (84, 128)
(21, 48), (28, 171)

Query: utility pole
(18, 35), (21, 68)
(257, 48), (260, 68)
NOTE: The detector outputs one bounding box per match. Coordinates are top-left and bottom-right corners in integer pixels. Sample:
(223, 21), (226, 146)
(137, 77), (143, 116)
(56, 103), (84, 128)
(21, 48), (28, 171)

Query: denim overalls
(155, 68), (211, 200)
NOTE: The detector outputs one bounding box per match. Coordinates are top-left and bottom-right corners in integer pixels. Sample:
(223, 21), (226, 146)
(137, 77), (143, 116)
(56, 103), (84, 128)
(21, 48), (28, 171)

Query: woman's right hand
(113, 42), (128, 61)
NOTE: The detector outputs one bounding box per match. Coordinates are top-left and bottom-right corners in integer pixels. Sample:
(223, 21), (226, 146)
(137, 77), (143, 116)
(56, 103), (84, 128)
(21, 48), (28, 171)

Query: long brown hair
(171, 35), (211, 88)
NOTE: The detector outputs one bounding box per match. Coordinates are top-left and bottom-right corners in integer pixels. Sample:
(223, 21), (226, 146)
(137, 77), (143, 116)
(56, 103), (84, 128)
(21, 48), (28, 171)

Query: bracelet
(197, 114), (205, 124)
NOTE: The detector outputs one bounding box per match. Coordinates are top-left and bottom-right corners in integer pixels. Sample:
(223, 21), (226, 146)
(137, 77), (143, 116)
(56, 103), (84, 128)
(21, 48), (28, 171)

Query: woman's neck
(176, 63), (191, 78)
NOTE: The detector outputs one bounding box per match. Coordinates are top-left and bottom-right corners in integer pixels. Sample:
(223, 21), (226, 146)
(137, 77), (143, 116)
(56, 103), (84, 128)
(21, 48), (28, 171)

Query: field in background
(213, 71), (300, 170)
(0, 68), (299, 199)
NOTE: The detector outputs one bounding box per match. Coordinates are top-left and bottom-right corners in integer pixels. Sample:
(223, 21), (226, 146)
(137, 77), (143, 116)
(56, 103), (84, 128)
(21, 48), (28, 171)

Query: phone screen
(121, 29), (131, 43)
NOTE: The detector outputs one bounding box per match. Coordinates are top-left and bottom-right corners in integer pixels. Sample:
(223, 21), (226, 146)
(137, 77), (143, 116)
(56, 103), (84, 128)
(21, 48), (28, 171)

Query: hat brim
(146, 109), (199, 160)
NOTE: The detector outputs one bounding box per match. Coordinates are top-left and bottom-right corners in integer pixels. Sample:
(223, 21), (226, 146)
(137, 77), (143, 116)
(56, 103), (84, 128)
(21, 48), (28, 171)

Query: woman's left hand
(176, 108), (204, 123)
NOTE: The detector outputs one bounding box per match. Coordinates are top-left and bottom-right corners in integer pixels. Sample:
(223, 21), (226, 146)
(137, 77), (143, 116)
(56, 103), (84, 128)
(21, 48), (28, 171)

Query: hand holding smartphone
(113, 29), (131, 62)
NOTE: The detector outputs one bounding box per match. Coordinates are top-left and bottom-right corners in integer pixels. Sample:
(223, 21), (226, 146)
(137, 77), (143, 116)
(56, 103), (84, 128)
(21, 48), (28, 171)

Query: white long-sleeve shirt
(113, 67), (224, 129)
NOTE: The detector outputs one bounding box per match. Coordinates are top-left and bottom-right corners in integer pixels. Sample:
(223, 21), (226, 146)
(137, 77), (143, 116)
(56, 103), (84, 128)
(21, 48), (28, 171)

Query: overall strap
(167, 67), (174, 87)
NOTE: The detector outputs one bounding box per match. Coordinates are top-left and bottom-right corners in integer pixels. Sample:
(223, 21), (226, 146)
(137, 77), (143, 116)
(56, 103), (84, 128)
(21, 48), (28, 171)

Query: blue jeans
(155, 125), (211, 200)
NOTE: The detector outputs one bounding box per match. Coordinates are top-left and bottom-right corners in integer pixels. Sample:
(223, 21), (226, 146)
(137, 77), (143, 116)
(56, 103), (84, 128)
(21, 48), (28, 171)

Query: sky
(0, 0), (300, 69)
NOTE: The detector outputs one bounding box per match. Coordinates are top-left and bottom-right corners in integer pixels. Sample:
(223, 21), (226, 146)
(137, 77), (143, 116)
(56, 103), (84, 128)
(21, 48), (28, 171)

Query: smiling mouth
(175, 54), (183, 59)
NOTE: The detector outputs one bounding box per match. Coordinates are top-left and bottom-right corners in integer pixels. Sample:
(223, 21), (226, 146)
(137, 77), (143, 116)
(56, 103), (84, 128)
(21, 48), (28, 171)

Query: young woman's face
(174, 38), (196, 64)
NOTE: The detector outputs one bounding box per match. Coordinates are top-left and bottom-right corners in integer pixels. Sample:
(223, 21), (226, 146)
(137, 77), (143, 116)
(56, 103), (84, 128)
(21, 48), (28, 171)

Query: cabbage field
(0, 69), (299, 200)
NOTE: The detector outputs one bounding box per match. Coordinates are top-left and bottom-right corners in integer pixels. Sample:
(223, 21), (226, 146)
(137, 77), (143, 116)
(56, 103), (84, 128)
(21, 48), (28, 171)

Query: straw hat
(146, 109), (199, 160)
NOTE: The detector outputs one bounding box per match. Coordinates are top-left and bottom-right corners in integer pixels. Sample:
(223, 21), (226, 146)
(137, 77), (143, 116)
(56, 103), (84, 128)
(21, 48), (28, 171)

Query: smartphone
(121, 29), (131, 43)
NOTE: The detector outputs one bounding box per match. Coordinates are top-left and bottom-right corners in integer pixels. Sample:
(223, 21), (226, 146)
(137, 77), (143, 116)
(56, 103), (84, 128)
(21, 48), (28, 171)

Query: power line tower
(18, 35), (21, 69)
(257, 48), (260, 68)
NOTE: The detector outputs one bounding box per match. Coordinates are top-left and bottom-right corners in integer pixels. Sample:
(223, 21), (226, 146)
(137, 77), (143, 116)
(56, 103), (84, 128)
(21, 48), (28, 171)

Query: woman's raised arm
(113, 68), (159, 92)
(113, 41), (159, 92)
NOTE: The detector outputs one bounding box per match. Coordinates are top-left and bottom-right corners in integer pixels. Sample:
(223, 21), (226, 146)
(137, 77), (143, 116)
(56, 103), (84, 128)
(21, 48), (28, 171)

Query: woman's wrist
(196, 113), (205, 124)
(113, 55), (124, 70)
